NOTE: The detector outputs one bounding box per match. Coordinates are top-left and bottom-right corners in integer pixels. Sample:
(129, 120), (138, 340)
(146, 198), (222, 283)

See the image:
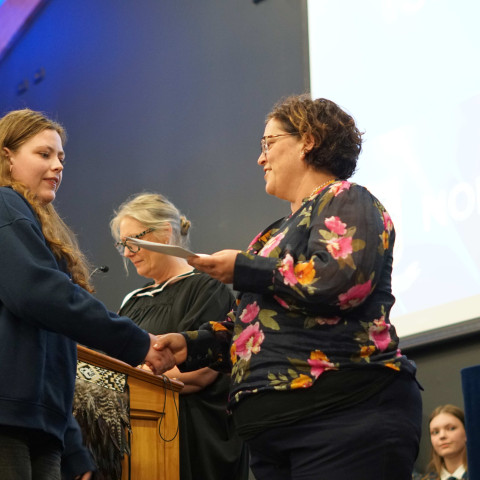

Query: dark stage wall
(0, 0), (309, 309)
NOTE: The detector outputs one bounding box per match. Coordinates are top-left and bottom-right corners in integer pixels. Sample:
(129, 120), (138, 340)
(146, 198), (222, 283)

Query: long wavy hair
(424, 404), (467, 478)
(0, 109), (93, 292)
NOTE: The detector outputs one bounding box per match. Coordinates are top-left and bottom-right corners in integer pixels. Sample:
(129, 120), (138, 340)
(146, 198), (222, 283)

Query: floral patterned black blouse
(182, 180), (417, 408)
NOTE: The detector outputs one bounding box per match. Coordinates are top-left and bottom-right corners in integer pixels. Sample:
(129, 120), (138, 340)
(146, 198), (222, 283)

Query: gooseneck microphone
(89, 265), (110, 278)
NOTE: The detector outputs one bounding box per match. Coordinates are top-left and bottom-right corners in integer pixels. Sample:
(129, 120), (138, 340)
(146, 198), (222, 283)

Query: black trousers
(0, 427), (62, 480)
(247, 373), (422, 480)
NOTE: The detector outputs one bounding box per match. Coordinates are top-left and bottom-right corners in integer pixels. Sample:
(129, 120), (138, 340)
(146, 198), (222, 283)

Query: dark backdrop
(0, 0), (309, 308)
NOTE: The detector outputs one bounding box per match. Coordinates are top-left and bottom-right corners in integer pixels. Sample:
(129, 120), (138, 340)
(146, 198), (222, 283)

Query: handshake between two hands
(143, 333), (188, 375)
(138, 250), (240, 375)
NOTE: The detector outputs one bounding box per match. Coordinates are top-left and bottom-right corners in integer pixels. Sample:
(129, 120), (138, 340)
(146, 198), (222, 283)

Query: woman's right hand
(153, 333), (188, 365)
(188, 250), (240, 284)
(163, 366), (219, 394)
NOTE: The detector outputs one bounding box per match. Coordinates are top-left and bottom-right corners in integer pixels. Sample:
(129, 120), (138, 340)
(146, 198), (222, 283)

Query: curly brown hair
(266, 94), (363, 179)
(0, 109), (93, 292)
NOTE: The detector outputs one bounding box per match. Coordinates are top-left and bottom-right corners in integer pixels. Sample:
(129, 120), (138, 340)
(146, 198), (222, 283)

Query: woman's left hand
(188, 250), (240, 284)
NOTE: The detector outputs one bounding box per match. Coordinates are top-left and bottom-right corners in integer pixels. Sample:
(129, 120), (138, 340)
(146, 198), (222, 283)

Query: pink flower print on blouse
(307, 350), (336, 378)
(258, 232), (285, 257)
(338, 280), (372, 309)
(315, 316), (341, 326)
(368, 316), (392, 351)
(279, 254), (298, 286)
(274, 295), (290, 310)
(329, 180), (351, 197)
(326, 236), (353, 260)
(325, 216), (347, 235)
(239, 302), (260, 324)
(383, 211), (393, 232)
(234, 323), (265, 361)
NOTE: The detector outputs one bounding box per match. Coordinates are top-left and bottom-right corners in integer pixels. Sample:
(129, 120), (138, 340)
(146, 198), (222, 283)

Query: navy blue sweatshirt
(0, 187), (150, 474)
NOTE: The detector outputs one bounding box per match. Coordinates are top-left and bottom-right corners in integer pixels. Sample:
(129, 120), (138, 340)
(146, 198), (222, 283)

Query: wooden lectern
(77, 345), (183, 480)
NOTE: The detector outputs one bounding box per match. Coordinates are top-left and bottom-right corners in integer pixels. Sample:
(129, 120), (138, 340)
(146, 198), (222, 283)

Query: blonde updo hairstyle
(110, 192), (191, 251)
(0, 108), (93, 292)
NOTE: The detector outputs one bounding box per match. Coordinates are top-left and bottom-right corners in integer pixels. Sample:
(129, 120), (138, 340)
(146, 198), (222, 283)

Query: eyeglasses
(115, 227), (155, 254)
(260, 133), (297, 156)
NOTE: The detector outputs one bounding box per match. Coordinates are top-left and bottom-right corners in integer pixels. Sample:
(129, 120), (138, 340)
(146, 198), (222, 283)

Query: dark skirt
(247, 372), (422, 480)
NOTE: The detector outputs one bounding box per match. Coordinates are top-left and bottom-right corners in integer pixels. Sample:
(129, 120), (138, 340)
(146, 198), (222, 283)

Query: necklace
(308, 178), (337, 198)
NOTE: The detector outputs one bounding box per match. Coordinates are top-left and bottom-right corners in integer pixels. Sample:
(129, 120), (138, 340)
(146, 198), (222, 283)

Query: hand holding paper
(187, 249), (240, 284)
(127, 237), (240, 283)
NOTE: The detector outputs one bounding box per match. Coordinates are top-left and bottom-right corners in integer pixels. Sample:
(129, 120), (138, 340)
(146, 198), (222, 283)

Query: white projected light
(308, 0), (480, 337)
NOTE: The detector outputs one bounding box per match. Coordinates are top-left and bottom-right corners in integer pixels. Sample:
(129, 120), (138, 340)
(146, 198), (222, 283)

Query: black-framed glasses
(260, 133), (297, 156)
(115, 227), (155, 254)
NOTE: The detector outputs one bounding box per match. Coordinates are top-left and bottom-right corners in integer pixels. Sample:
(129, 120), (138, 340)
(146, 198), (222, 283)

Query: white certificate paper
(126, 237), (198, 259)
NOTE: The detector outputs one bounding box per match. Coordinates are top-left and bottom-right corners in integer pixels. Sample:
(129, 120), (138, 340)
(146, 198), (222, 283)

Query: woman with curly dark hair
(155, 94), (422, 480)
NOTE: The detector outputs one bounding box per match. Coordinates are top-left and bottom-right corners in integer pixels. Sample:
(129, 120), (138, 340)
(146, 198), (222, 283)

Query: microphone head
(89, 265), (110, 278)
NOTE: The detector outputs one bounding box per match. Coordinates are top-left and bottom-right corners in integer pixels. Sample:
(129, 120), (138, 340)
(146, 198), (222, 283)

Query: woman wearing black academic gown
(111, 192), (249, 480)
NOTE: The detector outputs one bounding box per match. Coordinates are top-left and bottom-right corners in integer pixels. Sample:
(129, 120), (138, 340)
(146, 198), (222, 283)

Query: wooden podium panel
(77, 345), (183, 480)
